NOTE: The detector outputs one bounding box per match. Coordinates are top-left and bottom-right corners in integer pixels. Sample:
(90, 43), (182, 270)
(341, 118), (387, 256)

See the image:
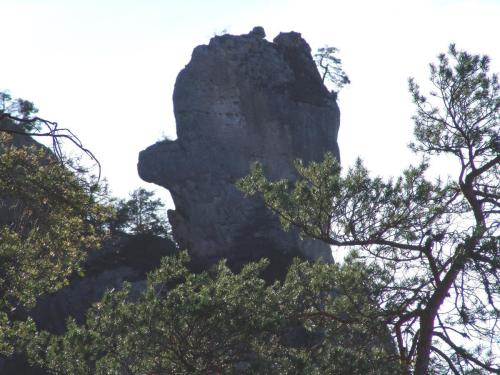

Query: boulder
(138, 28), (340, 267)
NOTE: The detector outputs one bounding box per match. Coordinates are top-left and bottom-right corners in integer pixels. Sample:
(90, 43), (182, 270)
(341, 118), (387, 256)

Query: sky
(1, 0), (499, 207)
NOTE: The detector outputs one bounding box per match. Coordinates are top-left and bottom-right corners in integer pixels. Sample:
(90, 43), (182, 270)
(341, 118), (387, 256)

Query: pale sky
(1, 0), (499, 206)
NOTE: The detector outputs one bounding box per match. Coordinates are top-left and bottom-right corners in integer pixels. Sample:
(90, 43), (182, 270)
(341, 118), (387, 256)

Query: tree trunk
(414, 310), (436, 374)
(413, 259), (464, 375)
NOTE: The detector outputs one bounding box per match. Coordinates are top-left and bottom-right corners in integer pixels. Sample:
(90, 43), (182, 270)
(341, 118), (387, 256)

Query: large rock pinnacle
(138, 28), (340, 267)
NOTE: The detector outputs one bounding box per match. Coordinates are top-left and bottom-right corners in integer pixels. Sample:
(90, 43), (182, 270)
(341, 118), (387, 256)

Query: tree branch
(434, 331), (500, 373)
(0, 113), (101, 182)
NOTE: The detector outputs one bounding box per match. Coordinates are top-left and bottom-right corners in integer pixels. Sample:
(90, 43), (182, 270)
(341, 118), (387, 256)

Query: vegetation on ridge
(0, 94), (112, 356)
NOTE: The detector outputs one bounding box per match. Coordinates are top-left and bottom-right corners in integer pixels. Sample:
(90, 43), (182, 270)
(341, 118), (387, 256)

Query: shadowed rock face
(30, 233), (177, 335)
(138, 28), (340, 266)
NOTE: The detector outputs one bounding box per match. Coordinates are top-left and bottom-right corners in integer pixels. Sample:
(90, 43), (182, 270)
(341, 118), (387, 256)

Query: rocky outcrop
(138, 28), (340, 267)
(31, 233), (177, 334)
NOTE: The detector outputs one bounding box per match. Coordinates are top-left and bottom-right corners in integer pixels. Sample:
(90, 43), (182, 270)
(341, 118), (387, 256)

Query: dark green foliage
(28, 252), (401, 375)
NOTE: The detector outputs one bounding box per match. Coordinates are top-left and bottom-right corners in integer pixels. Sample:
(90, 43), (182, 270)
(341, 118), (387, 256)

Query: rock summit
(138, 28), (340, 267)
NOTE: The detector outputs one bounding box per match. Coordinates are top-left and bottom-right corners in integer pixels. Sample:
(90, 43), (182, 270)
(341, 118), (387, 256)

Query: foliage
(28, 251), (402, 375)
(0, 97), (111, 356)
(0, 91), (38, 130)
(110, 187), (171, 237)
(314, 46), (350, 93)
(238, 45), (499, 374)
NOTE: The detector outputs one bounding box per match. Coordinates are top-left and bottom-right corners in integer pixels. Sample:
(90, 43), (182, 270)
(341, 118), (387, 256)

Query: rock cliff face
(138, 28), (340, 266)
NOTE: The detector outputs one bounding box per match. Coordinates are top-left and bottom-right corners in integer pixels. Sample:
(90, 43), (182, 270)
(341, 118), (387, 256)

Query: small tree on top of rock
(314, 45), (350, 93)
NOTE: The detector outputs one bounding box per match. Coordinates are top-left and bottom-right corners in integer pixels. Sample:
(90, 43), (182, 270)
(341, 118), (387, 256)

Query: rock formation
(138, 27), (340, 267)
